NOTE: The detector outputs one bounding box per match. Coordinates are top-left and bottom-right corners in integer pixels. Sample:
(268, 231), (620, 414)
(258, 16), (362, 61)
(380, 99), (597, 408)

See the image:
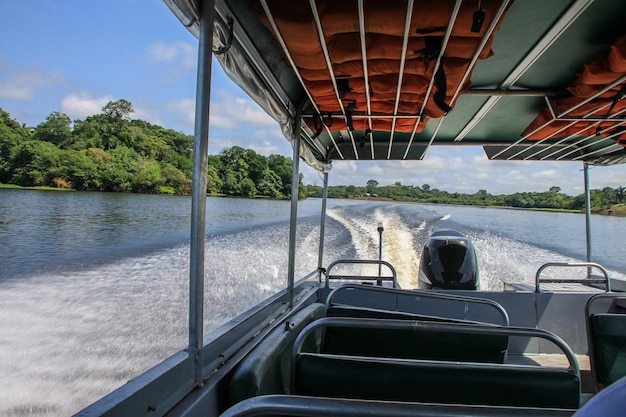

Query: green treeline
(1, 102), (624, 212)
(306, 180), (626, 214)
(0, 102), (303, 198)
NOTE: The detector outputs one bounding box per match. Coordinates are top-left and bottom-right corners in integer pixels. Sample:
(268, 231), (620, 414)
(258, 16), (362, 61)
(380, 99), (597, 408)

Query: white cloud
(166, 97), (196, 128)
(145, 41), (196, 70)
(164, 90), (277, 135)
(132, 105), (163, 127)
(61, 93), (113, 119)
(307, 146), (613, 195)
(589, 164), (626, 189)
(208, 92), (276, 130)
(0, 64), (64, 100)
(249, 139), (287, 157)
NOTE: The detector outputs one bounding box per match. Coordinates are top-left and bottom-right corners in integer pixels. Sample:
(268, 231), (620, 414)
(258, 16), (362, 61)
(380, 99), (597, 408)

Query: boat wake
(325, 203), (626, 290)
(327, 206), (422, 288)
(1, 201), (624, 416)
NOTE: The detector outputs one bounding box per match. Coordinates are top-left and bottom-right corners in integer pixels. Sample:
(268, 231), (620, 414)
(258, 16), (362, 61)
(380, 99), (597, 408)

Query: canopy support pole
(583, 162), (593, 277)
(189, 0), (215, 388)
(287, 107), (303, 308)
(317, 172), (329, 281)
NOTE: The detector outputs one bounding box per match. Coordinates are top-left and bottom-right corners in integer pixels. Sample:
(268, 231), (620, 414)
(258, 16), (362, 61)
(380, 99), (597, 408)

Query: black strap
(344, 100), (356, 131)
(433, 65), (452, 114)
(415, 37), (443, 61)
(605, 83), (626, 117)
(312, 112), (333, 140)
(213, 17), (234, 55)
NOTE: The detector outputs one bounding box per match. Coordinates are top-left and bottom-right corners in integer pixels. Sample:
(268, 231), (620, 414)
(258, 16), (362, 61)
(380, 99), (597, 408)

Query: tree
(206, 164), (223, 194)
(33, 112), (72, 146)
(102, 99), (134, 122)
(0, 109), (33, 182)
(58, 150), (101, 190)
(257, 169), (282, 198)
(422, 184), (431, 192)
(268, 154), (294, 196)
(7, 140), (62, 186)
(549, 186), (561, 193)
(240, 177), (257, 197)
(366, 179), (378, 194)
(101, 146), (137, 192)
(221, 168), (242, 195)
(475, 189), (489, 200)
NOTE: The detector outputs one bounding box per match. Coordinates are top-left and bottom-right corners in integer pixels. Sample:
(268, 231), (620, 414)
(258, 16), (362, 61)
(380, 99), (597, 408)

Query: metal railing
(326, 283), (510, 326)
(324, 259), (398, 288)
(291, 317), (580, 378)
(535, 262), (611, 293)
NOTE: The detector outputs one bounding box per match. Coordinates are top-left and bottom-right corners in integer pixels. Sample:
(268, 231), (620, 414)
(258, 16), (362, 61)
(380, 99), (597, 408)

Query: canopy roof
(165, 0), (626, 172)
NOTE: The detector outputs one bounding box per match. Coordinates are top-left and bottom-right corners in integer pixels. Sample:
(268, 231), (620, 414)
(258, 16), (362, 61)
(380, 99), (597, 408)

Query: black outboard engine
(418, 229), (479, 290)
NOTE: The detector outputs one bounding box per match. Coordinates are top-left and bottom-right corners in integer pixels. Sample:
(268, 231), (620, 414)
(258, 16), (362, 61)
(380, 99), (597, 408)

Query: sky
(1, 0), (625, 196)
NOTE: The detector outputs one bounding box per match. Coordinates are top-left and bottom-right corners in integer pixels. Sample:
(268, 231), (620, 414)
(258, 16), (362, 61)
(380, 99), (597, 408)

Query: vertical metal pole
(287, 109), (302, 308)
(377, 223), (384, 285)
(316, 172), (329, 281)
(583, 162), (593, 277)
(189, 0), (215, 387)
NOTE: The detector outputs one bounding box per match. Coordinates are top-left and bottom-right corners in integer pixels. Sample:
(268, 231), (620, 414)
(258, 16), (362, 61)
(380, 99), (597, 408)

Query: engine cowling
(418, 229), (479, 290)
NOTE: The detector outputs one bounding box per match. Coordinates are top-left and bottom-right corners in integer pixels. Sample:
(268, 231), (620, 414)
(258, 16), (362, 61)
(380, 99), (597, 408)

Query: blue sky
(1, 0), (625, 195)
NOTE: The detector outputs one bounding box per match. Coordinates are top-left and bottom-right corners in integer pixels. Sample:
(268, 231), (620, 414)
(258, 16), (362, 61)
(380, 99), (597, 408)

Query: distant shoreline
(2, 184), (624, 216)
(353, 196), (626, 217)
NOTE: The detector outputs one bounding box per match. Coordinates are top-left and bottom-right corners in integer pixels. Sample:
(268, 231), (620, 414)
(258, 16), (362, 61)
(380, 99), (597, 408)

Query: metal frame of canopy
(75, 2), (626, 415)
(182, 0), (617, 389)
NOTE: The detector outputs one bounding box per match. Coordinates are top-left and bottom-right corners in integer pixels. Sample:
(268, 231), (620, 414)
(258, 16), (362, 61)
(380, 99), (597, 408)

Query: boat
(76, 1), (626, 416)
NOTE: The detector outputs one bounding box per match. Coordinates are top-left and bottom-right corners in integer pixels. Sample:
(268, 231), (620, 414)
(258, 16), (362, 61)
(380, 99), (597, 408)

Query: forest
(306, 180), (625, 214)
(1, 101), (624, 213)
(0, 101), (304, 198)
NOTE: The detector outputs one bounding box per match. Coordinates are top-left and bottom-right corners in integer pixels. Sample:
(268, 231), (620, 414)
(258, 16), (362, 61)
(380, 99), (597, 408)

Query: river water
(1, 189), (625, 416)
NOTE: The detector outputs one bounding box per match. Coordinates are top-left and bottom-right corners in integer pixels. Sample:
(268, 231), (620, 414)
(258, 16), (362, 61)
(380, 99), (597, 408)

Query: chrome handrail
(535, 262), (611, 293)
(325, 259), (398, 288)
(292, 317), (580, 380)
(326, 283), (510, 326)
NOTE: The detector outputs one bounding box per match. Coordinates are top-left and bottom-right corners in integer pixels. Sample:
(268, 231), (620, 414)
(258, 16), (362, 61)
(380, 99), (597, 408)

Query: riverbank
(3, 183), (624, 216)
(0, 183), (74, 191)
(355, 196), (624, 216)
(598, 204), (626, 216)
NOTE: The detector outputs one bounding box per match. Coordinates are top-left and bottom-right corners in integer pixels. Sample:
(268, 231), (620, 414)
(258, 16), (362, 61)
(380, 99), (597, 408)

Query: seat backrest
(294, 353), (580, 409)
(325, 305), (507, 363)
(292, 317), (580, 409)
(586, 293), (626, 390)
(325, 283), (509, 325)
(589, 314), (626, 388)
(227, 303), (325, 406)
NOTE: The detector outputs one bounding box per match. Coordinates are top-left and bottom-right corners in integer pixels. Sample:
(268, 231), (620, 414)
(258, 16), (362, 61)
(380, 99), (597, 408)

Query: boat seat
(325, 283), (509, 326)
(219, 394), (577, 417)
(585, 293), (626, 391)
(325, 305), (508, 363)
(292, 317), (581, 410)
(324, 285), (510, 363)
(227, 303), (325, 406)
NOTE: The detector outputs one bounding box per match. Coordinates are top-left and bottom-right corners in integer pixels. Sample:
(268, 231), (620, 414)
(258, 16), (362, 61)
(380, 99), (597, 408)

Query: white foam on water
(0, 248), (189, 416)
(2, 202), (624, 416)
(0, 221), (322, 417)
(326, 206), (426, 288)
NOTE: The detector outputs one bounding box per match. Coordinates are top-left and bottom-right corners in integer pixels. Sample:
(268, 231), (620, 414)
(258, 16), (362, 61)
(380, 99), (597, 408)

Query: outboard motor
(418, 229), (479, 290)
